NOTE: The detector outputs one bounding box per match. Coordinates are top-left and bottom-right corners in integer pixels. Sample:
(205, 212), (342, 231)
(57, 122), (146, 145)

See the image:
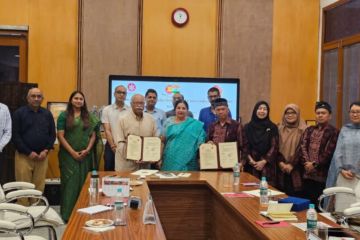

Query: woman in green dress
(57, 91), (102, 222)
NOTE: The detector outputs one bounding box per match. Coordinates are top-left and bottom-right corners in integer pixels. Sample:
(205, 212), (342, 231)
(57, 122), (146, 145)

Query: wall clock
(171, 8), (189, 27)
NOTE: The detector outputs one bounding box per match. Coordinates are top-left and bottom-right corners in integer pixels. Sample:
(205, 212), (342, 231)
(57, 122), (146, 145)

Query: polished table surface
(62, 171), (359, 240)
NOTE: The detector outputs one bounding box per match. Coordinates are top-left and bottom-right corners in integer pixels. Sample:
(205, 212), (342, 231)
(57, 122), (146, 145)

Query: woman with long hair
(57, 91), (103, 222)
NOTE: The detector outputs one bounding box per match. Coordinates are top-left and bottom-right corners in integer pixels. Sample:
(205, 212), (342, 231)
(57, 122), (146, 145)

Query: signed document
(126, 135), (142, 161)
(199, 143), (218, 169)
(218, 142), (238, 168)
(126, 135), (161, 162)
(142, 137), (161, 162)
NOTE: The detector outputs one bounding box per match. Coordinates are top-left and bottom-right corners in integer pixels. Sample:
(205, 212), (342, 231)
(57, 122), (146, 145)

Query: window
(321, 0), (360, 127)
(0, 26), (28, 82)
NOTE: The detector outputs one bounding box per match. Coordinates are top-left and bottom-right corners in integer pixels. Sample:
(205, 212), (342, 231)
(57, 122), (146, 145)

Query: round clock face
(172, 8), (189, 27)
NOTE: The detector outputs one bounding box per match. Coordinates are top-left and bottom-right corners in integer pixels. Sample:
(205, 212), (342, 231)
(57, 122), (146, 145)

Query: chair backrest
(335, 174), (360, 212)
(0, 185), (5, 202)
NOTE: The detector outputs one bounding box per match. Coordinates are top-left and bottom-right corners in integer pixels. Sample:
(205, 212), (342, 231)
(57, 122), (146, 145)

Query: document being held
(199, 142), (238, 169)
(126, 135), (161, 162)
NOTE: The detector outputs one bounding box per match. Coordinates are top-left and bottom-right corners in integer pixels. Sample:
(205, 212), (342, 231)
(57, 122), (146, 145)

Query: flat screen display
(109, 75), (240, 120)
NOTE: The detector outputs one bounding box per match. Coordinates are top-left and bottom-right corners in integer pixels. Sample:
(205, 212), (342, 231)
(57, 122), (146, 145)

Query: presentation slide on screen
(110, 79), (239, 120)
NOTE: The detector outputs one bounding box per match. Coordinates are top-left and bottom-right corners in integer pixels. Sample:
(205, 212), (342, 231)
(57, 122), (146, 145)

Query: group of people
(0, 86), (359, 222)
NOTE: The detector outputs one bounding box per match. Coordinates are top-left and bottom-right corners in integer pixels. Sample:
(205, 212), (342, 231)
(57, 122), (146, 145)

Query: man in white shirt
(0, 102), (11, 153)
(101, 85), (129, 170)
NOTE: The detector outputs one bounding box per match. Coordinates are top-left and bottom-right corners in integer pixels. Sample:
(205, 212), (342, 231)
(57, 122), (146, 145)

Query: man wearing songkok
(298, 101), (338, 207)
(207, 98), (248, 169)
(199, 87), (231, 132)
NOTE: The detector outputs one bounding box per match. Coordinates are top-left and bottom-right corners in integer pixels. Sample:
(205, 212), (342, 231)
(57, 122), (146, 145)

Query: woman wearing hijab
(244, 101), (279, 185)
(277, 104), (307, 196)
(325, 101), (360, 210)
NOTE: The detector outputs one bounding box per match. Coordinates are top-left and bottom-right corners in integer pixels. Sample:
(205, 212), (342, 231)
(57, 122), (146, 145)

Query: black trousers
(302, 179), (325, 209)
(103, 142), (115, 171)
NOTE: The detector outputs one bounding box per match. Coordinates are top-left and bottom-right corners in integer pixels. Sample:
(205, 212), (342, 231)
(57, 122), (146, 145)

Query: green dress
(57, 111), (103, 222)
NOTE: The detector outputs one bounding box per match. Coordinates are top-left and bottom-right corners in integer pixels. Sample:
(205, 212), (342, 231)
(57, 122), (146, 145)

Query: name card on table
(102, 177), (130, 197)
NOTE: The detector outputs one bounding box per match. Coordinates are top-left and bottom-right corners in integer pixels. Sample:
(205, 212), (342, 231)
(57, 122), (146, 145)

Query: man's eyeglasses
(116, 91), (127, 95)
(349, 110), (360, 115)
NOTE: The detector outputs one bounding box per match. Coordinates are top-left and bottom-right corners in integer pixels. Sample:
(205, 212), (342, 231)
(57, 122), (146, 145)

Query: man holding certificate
(115, 94), (159, 171)
(203, 98), (248, 170)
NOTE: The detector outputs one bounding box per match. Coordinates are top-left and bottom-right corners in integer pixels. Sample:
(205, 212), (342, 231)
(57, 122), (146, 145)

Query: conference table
(62, 171), (359, 240)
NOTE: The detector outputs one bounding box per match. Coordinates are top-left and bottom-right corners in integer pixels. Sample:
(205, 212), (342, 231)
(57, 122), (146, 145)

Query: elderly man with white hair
(115, 94), (157, 171)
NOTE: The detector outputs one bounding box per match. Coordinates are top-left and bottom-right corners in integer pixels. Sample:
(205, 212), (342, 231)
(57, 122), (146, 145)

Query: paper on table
(83, 226), (115, 232)
(155, 173), (179, 179)
(131, 169), (159, 176)
(177, 173), (191, 178)
(142, 137), (161, 162)
(267, 203), (293, 213)
(199, 143), (218, 169)
(222, 192), (254, 198)
(242, 189), (285, 197)
(219, 142), (238, 168)
(328, 237), (355, 240)
(77, 205), (112, 215)
(291, 222), (332, 232)
(126, 135), (142, 161)
(242, 182), (259, 187)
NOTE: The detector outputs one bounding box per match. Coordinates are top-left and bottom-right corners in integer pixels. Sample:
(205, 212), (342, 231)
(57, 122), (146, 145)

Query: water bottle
(89, 170), (99, 206)
(233, 163), (240, 186)
(114, 188), (127, 226)
(143, 194), (156, 225)
(306, 204), (318, 239)
(259, 177), (269, 211)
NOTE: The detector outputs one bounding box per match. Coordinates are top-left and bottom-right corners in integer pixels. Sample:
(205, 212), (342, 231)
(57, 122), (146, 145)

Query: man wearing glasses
(101, 85), (129, 171)
(199, 87), (231, 132)
(115, 94), (157, 171)
(12, 88), (56, 205)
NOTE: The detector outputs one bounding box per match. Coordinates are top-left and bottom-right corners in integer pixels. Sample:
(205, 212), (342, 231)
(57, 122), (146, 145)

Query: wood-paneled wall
(141, 0), (219, 77)
(0, 0), (78, 178)
(220, 0), (274, 122)
(270, 0), (320, 123)
(79, 0), (140, 108)
(0, 0), (78, 104)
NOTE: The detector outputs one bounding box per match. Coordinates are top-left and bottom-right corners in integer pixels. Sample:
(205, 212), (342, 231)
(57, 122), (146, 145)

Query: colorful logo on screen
(127, 83), (136, 92)
(165, 85), (180, 94)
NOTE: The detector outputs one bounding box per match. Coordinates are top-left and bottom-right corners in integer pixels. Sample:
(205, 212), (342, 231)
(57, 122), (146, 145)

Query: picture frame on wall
(47, 102), (67, 127)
